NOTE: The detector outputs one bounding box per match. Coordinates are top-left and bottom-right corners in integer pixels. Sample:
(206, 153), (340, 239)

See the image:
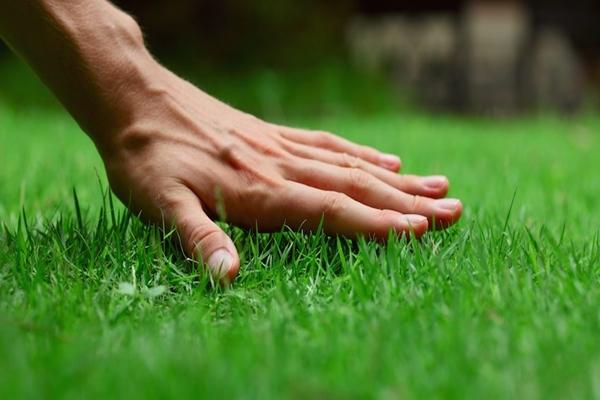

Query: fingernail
(379, 154), (401, 169)
(404, 215), (427, 225)
(435, 198), (461, 211)
(207, 249), (233, 278)
(420, 175), (448, 189)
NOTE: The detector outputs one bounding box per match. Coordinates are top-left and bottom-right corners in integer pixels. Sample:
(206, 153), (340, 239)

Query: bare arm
(0, 1), (158, 148)
(0, 0), (461, 282)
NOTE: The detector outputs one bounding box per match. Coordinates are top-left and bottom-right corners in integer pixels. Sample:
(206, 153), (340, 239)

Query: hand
(101, 66), (462, 282)
(0, 1), (461, 282)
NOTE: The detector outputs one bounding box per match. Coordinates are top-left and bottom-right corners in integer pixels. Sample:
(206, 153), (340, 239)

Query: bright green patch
(1, 95), (600, 398)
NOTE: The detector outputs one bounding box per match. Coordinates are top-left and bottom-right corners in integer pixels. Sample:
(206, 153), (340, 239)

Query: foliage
(115, 0), (354, 67)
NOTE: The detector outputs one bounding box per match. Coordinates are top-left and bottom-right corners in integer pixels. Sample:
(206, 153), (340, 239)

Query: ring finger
(284, 159), (462, 229)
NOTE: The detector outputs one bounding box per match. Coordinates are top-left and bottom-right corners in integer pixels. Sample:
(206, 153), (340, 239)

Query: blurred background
(1, 0), (599, 119)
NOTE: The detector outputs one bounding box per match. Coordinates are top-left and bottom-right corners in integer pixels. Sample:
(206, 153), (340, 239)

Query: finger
(272, 181), (429, 240)
(279, 127), (401, 172)
(164, 188), (240, 282)
(285, 161), (462, 229)
(282, 142), (448, 198)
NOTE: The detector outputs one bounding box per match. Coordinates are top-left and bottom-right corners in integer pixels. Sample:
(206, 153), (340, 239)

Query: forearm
(0, 0), (158, 147)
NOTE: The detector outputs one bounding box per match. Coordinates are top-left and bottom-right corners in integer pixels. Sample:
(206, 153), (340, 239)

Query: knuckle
(154, 187), (187, 213)
(340, 152), (362, 168)
(218, 141), (238, 158)
(315, 131), (334, 146)
(238, 166), (285, 191)
(218, 142), (246, 169)
(241, 129), (288, 159)
(409, 195), (426, 211)
(186, 223), (221, 252)
(375, 209), (399, 231)
(233, 180), (284, 218)
(244, 180), (280, 200)
(271, 149), (296, 172)
(277, 137), (296, 154)
(262, 144), (286, 158)
(274, 155), (299, 177)
(347, 168), (372, 195)
(376, 209), (396, 223)
(321, 192), (348, 216)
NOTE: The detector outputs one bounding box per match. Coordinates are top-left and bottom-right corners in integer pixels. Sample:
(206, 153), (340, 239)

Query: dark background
(1, 0), (599, 115)
(1, 0), (598, 72)
(110, 0), (600, 71)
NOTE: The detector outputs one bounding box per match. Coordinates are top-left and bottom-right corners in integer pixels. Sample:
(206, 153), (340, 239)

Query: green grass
(2, 68), (600, 399)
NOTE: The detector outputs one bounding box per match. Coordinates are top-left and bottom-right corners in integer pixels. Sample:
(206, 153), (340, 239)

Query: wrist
(1, 1), (162, 150)
(55, 5), (161, 142)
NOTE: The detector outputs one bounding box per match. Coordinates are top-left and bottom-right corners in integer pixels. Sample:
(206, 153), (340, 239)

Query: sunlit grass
(1, 84), (600, 398)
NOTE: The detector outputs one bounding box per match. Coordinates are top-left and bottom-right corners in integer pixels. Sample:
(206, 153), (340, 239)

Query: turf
(1, 81), (600, 399)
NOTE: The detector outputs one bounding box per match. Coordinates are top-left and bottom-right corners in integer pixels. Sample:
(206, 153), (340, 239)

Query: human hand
(99, 66), (461, 282)
(0, 1), (461, 282)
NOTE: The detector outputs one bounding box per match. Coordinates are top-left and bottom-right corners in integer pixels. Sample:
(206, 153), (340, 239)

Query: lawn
(1, 63), (600, 399)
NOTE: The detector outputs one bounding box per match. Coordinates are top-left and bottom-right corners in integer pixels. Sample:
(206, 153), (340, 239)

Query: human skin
(0, 0), (462, 282)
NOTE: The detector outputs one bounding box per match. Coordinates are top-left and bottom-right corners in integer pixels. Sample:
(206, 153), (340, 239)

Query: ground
(1, 62), (600, 399)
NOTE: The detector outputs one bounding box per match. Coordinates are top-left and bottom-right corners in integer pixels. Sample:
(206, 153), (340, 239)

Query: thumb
(166, 189), (240, 282)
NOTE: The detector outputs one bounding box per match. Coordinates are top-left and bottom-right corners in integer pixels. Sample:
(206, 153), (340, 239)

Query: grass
(1, 62), (600, 399)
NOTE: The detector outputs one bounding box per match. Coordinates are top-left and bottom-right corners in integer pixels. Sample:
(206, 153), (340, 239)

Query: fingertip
(225, 254), (241, 282)
(430, 198), (463, 229)
(206, 247), (240, 282)
(402, 214), (429, 238)
(451, 199), (463, 223)
(419, 175), (449, 198)
(379, 154), (402, 171)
